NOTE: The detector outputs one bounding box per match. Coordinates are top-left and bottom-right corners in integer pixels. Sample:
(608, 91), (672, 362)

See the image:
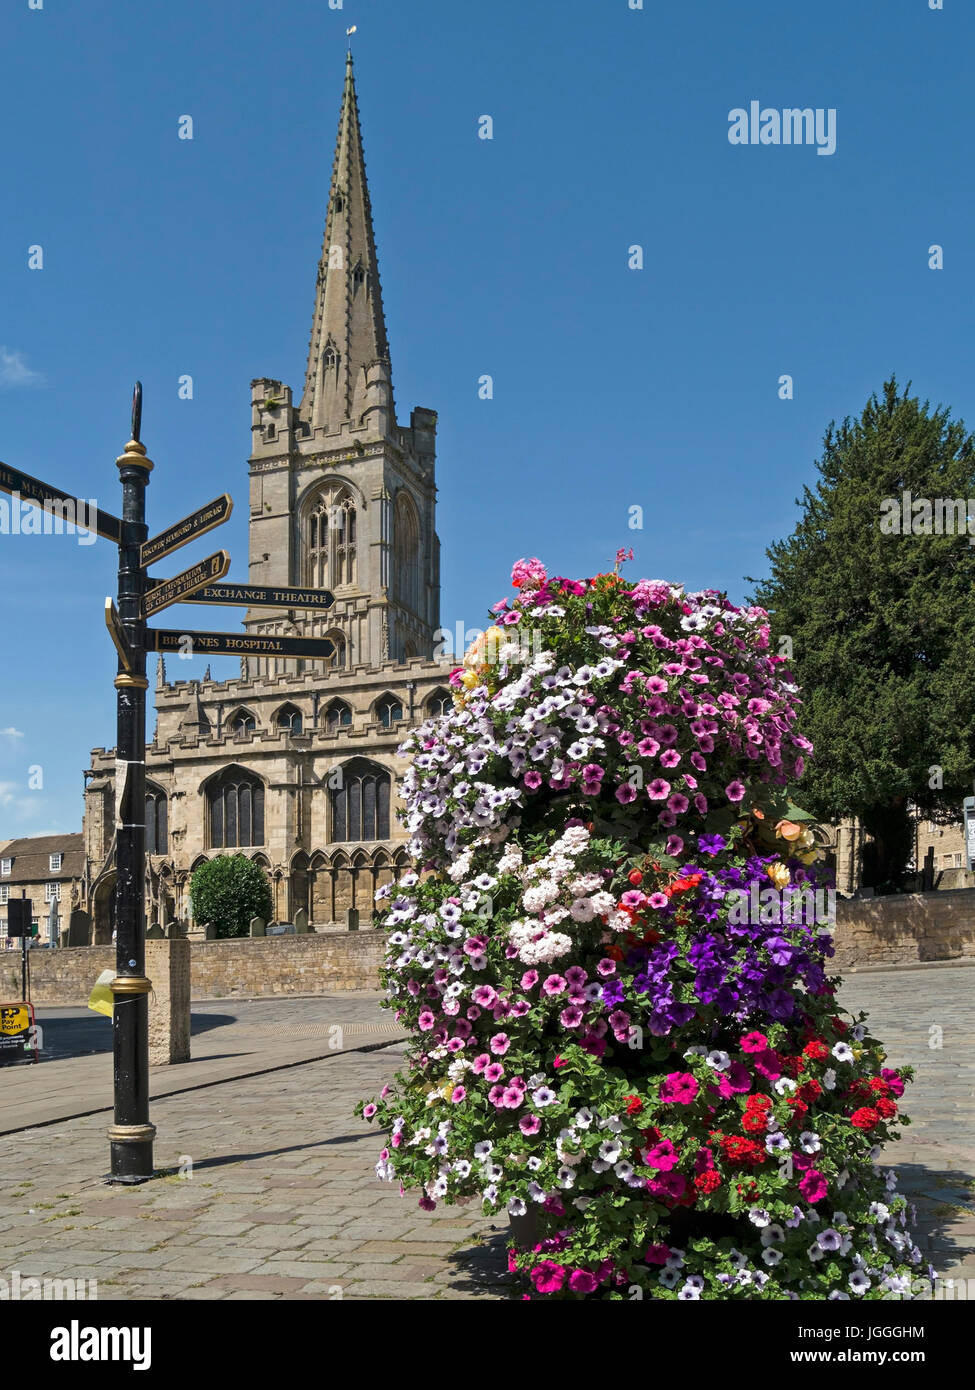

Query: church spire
(300, 54), (393, 436)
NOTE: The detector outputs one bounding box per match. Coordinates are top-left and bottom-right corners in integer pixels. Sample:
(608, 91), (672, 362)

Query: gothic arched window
(208, 768), (265, 849)
(145, 783), (168, 856)
(326, 699), (353, 732)
(276, 704), (303, 735)
(330, 759), (391, 842)
(229, 709), (256, 740)
(352, 260), (365, 292)
(306, 487), (357, 590)
(393, 493), (421, 615)
(376, 695), (404, 729)
(427, 689), (452, 719)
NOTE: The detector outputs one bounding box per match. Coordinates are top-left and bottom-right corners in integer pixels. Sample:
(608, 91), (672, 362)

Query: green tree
(190, 854), (273, 939)
(749, 378), (975, 888)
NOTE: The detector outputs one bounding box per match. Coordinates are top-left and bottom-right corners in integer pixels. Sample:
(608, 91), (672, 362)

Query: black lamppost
(108, 385), (155, 1182)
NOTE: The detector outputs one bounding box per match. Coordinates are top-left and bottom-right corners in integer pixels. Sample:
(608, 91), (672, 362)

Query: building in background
(0, 834), (84, 947)
(79, 56), (449, 942)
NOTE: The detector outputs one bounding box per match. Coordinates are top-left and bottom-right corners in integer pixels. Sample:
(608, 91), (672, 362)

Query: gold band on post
(114, 674), (149, 690)
(107, 1124), (156, 1144)
(110, 976), (153, 995)
(116, 438), (154, 473)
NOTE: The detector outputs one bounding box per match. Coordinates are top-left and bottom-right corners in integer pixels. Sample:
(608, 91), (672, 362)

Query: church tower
(244, 53), (440, 677)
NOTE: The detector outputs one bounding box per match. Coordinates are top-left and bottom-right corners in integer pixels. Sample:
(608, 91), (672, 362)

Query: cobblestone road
(0, 966), (971, 1300)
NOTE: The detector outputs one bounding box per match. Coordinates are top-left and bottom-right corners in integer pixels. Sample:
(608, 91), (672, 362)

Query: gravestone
(204, 921), (218, 940)
(249, 916), (266, 938)
(67, 908), (91, 947)
(294, 907), (309, 935)
(146, 924), (165, 940)
(346, 907), (359, 932)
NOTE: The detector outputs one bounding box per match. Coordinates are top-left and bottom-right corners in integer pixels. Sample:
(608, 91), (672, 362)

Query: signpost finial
(131, 381), (143, 444)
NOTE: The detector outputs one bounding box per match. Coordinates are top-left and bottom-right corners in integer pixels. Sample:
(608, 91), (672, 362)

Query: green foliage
(750, 378), (975, 884)
(190, 854), (272, 939)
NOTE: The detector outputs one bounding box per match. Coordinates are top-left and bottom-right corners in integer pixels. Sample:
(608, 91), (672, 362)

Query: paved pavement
(0, 995), (405, 1135)
(0, 967), (970, 1301)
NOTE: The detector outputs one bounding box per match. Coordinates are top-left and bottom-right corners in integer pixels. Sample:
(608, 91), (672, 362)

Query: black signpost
(142, 550), (231, 618)
(145, 580), (336, 611)
(145, 629), (336, 660)
(1, 383), (335, 1178)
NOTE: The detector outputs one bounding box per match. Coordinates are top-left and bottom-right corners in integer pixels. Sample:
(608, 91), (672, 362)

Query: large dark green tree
(750, 378), (975, 888)
(190, 854), (273, 939)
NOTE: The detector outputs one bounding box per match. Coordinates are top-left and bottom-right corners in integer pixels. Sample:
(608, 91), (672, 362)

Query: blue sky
(0, 0), (969, 835)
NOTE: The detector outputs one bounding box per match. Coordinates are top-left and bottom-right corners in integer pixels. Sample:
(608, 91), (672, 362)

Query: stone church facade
(80, 56), (451, 942)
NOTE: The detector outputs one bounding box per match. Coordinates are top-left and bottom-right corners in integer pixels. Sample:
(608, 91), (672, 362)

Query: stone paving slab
(0, 993), (405, 1135)
(0, 967), (969, 1300)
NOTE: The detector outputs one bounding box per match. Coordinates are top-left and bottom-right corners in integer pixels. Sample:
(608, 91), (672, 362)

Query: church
(79, 55), (451, 942)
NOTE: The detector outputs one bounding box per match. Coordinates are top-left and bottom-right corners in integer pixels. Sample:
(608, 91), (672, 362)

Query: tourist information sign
(140, 494), (233, 568)
(145, 628), (336, 660)
(965, 797), (975, 873)
(142, 550), (231, 618)
(144, 579), (335, 611)
(0, 460), (122, 543)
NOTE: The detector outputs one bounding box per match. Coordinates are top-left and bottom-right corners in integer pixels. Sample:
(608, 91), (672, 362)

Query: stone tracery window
(326, 699), (353, 732)
(330, 758), (391, 843)
(145, 783), (168, 856)
(307, 487), (357, 589)
(208, 767), (265, 849)
(394, 492), (420, 615)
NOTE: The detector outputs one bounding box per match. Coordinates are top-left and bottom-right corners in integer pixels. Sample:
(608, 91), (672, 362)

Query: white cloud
(0, 728), (25, 741)
(0, 348), (45, 389)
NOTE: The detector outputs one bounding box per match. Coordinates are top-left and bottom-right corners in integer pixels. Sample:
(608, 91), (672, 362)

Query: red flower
(875, 1097), (897, 1119)
(628, 869), (643, 887)
(694, 1170), (722, 1194)
(868, 1077), (891, 1097)
(745, 1093), (772, 1110)
(798, 1079), (822, 1103)
(741, 1110), (768, 1135)
(624, 1094), (644, 1115)
(850, 1107), (880, 1130)
(720, 1135), (765, 1167)
(803, 1040), (830, 1061)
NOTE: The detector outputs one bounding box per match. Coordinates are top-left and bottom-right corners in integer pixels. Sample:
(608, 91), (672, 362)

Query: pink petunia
(659, 1072), (699, 1105)
(799, 1169), (828, 1204)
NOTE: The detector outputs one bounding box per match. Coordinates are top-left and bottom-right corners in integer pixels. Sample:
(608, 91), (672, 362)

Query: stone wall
(833, 888), (975, 970)
(18, 932), (385, 1006)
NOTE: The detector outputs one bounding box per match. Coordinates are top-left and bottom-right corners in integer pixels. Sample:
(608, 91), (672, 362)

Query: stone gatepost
(146, 938), (191, 1065)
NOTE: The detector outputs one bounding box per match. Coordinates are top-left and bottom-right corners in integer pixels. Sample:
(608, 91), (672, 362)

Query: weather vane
(346, 24), (356, 55)
(131, 381), (143, 444)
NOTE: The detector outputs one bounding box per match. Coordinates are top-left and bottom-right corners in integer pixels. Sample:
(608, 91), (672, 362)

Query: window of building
(325, 700), (353, 732)
(0, 885), (8, 906)
(330, 759), (391, 843)
(306, 488), (356, 589)
(49, 853), (62, 872)
(208, 768), (265, 850)
(376, 696), (403, 729)
(45, 882), (61, 903)
(0, 859), (10, 877)
(394, 493), (421, 615)
(277, 705), (303, 735)
(352, 260), (365, 291)
(146, 784), (169, 856)
(954, 853), (964, 868)
(230, 711), (257, 739)
(427, 690), (451, 718)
